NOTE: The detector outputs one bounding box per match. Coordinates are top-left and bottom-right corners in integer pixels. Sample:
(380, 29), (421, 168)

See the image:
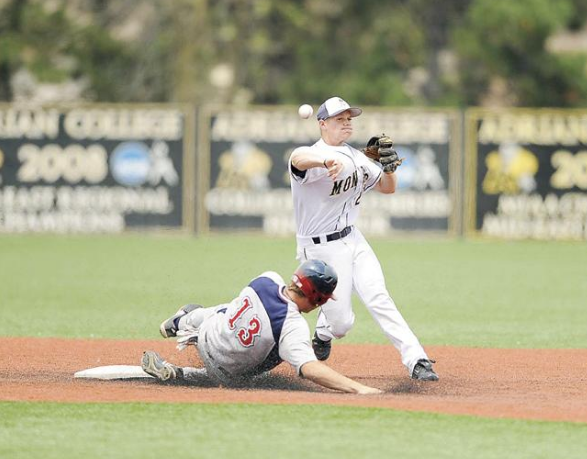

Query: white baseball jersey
(289, 139), (382, 237)
(288, 138), (430, 375)
(197, 271), (317, 383)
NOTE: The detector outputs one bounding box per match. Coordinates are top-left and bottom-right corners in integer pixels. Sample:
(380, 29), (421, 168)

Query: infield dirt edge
(1, 337), (586, 423)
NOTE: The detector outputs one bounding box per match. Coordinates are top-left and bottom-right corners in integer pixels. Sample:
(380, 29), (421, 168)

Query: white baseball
(298, 104), (313, 119)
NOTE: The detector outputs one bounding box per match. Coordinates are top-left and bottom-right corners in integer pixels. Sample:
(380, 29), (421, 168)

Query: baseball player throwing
(288, 96), (438, 381)
(142, 260), (383, 394)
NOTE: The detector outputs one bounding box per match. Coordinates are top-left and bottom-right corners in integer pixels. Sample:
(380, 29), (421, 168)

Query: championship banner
(466, 109), (587, 240)
(200, 106), (460, 235)
(0, 105), (194, 233)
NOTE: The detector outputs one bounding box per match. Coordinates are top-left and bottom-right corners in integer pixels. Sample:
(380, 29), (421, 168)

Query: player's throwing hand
(324, 158), (343, 180)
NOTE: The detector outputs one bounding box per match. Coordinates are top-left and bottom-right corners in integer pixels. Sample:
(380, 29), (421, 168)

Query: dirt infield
(1, 337), (586, 423)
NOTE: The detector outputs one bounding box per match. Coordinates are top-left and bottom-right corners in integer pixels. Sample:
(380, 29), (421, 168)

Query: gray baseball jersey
(197, 271), (317, 383)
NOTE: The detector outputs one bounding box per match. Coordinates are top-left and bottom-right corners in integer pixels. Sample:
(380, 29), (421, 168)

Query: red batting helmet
(292, 259), (337, 306)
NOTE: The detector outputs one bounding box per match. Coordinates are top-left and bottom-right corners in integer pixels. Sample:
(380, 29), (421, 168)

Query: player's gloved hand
(362, 134), (403, 173)
(377, 135), (402, 173)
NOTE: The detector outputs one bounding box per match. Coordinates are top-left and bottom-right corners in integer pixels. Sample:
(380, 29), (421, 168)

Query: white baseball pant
(296, 227), (429, 374)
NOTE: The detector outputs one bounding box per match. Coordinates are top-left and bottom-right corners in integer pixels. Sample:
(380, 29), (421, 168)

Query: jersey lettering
(330, 180), (343, 195)
(362, 171), (370, 188)
(236, 315), (261, 347)
(228, 297), (252, 329)
(330, 170), (358, 195)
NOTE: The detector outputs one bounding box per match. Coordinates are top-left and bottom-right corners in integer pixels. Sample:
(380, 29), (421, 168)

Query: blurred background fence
(0, 0), (586, 240)
(1, 103), (586, 240)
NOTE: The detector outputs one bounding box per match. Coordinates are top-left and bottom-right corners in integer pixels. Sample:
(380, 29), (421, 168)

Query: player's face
(297, 296), (319, 313)
(321, 110), (354, 145)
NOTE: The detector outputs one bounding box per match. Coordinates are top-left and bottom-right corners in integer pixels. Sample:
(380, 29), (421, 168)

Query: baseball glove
(362, 134), (403, 173)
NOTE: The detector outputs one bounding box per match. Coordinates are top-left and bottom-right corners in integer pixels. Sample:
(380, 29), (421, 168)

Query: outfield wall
(0, 104), (196, 233)
(199, 106), (461, 237)
(466, 109), (587, 240)
(1, 103), (586, 240)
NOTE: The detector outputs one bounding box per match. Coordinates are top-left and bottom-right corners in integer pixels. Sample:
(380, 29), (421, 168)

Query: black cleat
(411, 359), (439, 381)
(312, 332), (332, 361)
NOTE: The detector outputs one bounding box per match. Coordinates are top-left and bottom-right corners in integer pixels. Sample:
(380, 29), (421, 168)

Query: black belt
(312, 226), (352, 244)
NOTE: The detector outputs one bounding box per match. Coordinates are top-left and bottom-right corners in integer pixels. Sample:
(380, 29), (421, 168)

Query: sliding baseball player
(142, 260), (383, 394)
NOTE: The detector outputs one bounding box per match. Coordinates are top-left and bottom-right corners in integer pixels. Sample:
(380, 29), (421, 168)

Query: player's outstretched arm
(300, 361), (383, 395)
(290, 148), (343, 179)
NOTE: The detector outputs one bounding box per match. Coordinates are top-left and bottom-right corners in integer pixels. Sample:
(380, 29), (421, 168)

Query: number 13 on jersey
(228, 297), (262, 347)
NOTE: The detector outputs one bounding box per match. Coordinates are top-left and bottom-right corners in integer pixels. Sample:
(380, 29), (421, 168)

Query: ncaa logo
(394, 145), (445, 191)
(110, 142), (150, 186)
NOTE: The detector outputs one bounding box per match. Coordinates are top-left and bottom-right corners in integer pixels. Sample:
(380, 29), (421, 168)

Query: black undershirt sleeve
(290, 163), (307, 179)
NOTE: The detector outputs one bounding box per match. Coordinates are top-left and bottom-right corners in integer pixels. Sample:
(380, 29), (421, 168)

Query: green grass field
(1, 234), (585, 347)
(1, 402), (587, 459)
(1, 234), (586, 459)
